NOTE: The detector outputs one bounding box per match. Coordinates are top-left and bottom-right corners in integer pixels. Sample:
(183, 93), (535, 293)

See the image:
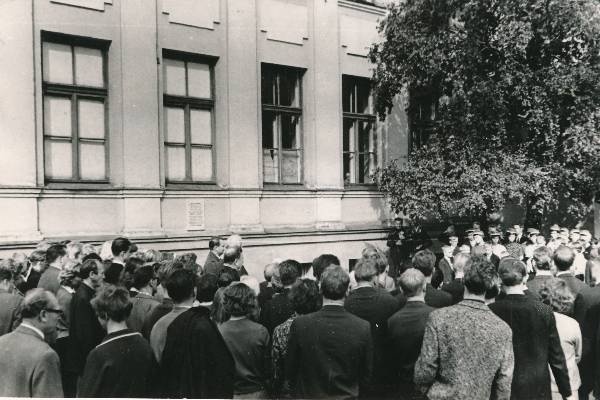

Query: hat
(580, 229), (592, 238)
(526, 228), (540, 235)
(570, 229), (580, 235)
(489, 230), (501, 237)
(472, 230), (484, 236)
(559, 227), (569, 234)
(549, 224), (560, 232)
(465, 229), (474, 234)
(506, 228), (517, 235)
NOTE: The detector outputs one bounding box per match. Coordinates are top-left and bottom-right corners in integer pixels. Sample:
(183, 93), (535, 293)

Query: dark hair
(498, 258), (526, 286)
(0, 266), (13, 282)
(79, 259), (101, 279)
(533, 246), (553, 271)
(218, 271), (236, 288)
(91, 285), (133, 322)
(412, 249), (436, 277)
(208, 237), (221, 250)
(320, 266), (349, 300)
(156, 260), (183, 284)
(165, 269), (196, 303)
(312, 254), (340, 281)
(175, 253), (198, 271)
(29, 250), (46, 263)
(464, 257), (498, 295)
(196, 273), (219, 303)
(222, 283), (257, 317)
(539, 278), (575, 315)
(21, 289), (56, 319)
(223, 247), (240, 264)
(82, 252), (102, 263)
(133, 265), (155, 290)
(279, 260), (300, 286)
(111, 237), (132, 257)
(554, 246), (575, 272)
(289, 279), (322, 315)
(46, 244), (66, 265)
(354, 258), (378, 282)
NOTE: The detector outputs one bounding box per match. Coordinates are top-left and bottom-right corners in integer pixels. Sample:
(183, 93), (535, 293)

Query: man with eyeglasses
(0, 288), (63, 397)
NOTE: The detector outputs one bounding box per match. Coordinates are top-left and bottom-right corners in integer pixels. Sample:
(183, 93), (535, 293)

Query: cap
(506, 228), (517, 235)
(465, 229), (475, 234)
(580, 229), (592, 238)
(526, 228), (540, 235)
(489, 229), (501, 237)
(559, 228), (569, 234)
(549, 224), (560, 232)
(570, 229), (580, 234)
(473, 230), (484, 236)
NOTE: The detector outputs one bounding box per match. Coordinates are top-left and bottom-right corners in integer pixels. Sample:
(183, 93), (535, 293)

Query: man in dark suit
(441, 252), (472, 304)
(345, 258), (400, 396)
(0, 266), (23, 336)
(412, 249), (453, 308)
(69, 259), (105, 377)
(104, 237), (132, 285)
(388, 268), (434, 399)
(490, 257), (572, 400)
(286, 265), (373, 398)
(260, 259), (299, 334)
(579, 259), (600, 399)
(0, 288), (63, 397)
(554, 245), (595, 325)
(37, 244), (66, 295)
(432, 245), (454, 288)
(258, 262), (276, 309)
(203, 236), (224, 276)
(526, 246), (555, 299)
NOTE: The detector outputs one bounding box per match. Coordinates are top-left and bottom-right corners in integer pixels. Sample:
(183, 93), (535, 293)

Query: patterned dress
(505, 242), (524, 260)
(271, 313), (298, 396)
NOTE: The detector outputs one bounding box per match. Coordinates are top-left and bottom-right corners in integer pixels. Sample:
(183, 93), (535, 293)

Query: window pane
(281, 114), (299, 149)
(342, 77), (353, 113)
(44, 140), (72, 179)
(43, 42), (73, 84)
(166, 146), (186, 181)
(44, 96), (72, 137)
(281, 149), (301, 184)
(357, 79), (371, 114)
(190, 109), (212, 144)
(164, 59), (186, 96)
(191, 148), (213, 181)
(279, 70), (299, 107)
(74, 47), (103, 87)
(343, 153), (353, 184)
(78, 99), (105, 139)
(358, 121), (372, 152)
(358, 153), (375, 184)
(187, 62), (211, 98)
(262, 111), (277, 149)
(343, 119), (354, 152)
(261, 67), (275, 105)
(263, 148), (279, 183)
(79, 142), (106, 180)
(164, 107), (185, 143)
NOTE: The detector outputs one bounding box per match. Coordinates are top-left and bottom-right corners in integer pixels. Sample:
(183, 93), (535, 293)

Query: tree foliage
(370, 0), (600, 226)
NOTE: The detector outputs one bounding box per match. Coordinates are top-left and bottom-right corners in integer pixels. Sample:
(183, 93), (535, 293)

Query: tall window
(261, 64), (303, 184)
(42, 32), (109, 182)
(163, 51), (215, 183)
(342, 75), (377, 184)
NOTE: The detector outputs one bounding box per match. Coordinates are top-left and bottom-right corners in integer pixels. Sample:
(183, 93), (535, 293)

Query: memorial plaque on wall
(186, 200), (205, 231)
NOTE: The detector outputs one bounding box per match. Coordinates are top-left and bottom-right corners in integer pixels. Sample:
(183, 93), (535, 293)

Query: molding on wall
(161, 0), (220, 30)
(50, 0), (113, 12)
(338, 0), (386, 16)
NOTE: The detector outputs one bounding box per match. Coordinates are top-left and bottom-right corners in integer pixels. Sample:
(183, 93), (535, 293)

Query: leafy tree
(370, 0), (600, 227)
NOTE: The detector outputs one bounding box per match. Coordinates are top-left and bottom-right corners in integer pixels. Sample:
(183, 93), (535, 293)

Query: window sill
(262, 183), (307, 191)
(44, 181), (112, 190)
(344, 184), (378, 191)
(165, 182), (223, 191)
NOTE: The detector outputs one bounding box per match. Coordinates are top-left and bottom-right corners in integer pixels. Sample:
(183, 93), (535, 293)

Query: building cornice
(338, 0), (387, 16)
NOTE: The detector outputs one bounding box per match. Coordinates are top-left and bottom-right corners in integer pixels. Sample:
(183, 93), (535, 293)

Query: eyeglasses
(44, 308), (64, 315)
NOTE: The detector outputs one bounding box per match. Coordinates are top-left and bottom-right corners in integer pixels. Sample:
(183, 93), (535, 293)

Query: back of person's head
(91, 285), (133, 322)
(111, 237), (132, 258)
(82, 252), (102, 263)
(133, 264), (155, 290)
(498, 258), (526, 286)
(143, 249), (162, 264)
(399, 268), (426, 297)
(320, 265), (349, 300)
(463, 257), (498, 295)
(411, 249), (436, 277)
(21, 288), (56, 319)
(156, 260), (183, 285)
(208, 237), (221, 250)
(223, 247), (241, 264)
(290, 279), (322, 315)
(125, 257), (144, 272)
(46, 244), (66, 265)
(533, 246), (553, 271)
(471, 245), (488, 258)
(278, 260), (300, 286)
(452, 253), (471, 273)
(218, 271), (236, 287)
(196, 273), (219, 303)
(79, 258), (101, 279)
(0, 265), (13, 282)
(263, 263), (277, 282)
(353, 258), (378, 282)
(29, 250), (47, 265)
(554, 245), (575, 272)
(66, 241), (83, 260)
(222, 283), (256, 317)
(226, 234), (243, 249)
(312, 254), (340, 281)
(165, 268), (196, 303)
(539, 278), (575, 315)
(175, 253), (198, 269)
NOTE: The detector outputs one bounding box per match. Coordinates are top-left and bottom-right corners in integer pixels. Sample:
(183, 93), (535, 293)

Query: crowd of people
(0, 223), (598, 399)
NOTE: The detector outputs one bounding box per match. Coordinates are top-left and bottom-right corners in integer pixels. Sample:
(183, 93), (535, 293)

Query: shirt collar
(61, 285), (75, 294)
(20, 322), (45, 340)
(556, 271), (573, 277)
(535, 270), (553, 276)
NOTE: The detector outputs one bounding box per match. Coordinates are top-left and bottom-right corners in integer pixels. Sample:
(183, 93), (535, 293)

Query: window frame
(342, 75), (377, 186)
(162, 49), (217, 185)
(260, 63), (305, 185)
(41, 31), (111, 184)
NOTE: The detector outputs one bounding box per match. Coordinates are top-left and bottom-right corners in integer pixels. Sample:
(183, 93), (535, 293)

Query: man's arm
(413, 317), (439, 390)
(547, 312), (572, 398)
(32, 350), (64, 397)
(491, 332), (514, 400)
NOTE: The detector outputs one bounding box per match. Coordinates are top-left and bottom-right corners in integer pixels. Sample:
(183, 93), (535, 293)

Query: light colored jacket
(551, 312), (582, 393)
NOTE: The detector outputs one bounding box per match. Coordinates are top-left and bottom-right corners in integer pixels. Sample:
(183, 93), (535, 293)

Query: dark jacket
(127, 292), (160, 333)
(141, 297), (174, 340)
(260, 288), (294, 335)
(258, 281), (275, 310)
(69, 283), (105, 374)
(37, 266), (61, 294)
(490, 294), (571, 399)
(441, 278), (464, 305)
(558, 272), (595, 324)
(79, 329), (158, 397)
(203, 252), (223, 276)
(104, 262), (124, 285)
(285, 305), (373, 399)
(0, 289), (23, 336)
(425, 284), (453, 308)
(432, 258), (454, 288)
(159, 306), (235, 399)
(345, 286), (400, 394)
(580, 299), (600, 396)
(526, 273), (554, 298)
